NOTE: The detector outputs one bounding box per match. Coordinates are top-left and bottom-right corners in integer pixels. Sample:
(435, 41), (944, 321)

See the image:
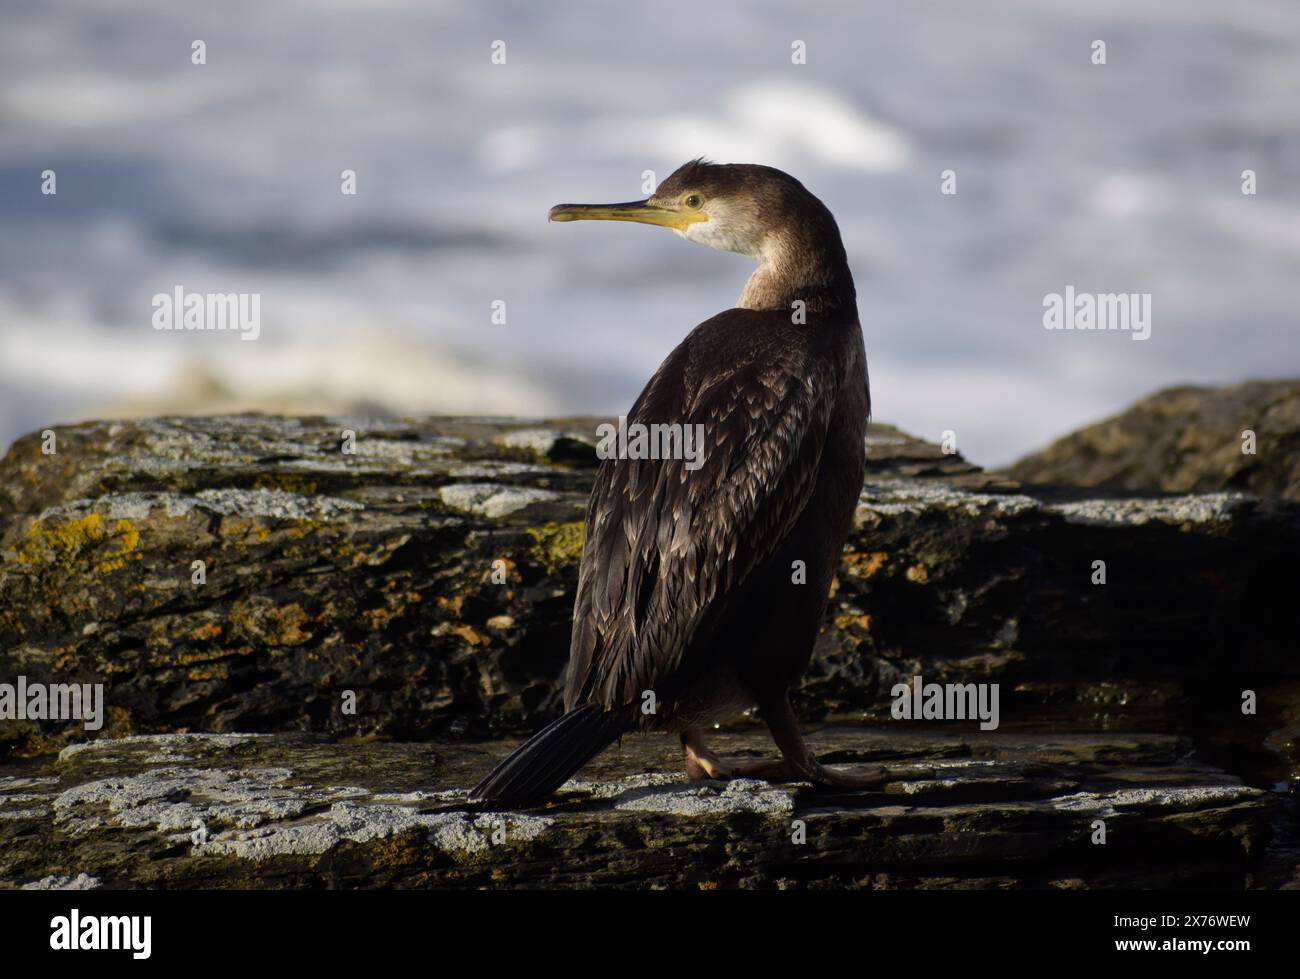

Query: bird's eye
(684, 194), (703, 209)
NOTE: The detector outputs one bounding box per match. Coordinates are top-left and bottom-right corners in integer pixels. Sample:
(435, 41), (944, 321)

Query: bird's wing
(563, 311), (842, 711)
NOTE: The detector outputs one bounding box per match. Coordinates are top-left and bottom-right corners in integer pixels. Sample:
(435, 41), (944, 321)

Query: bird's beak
(548, 199), (704, 231)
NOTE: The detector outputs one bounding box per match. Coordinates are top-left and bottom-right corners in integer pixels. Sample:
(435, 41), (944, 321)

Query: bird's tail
(469, 704), (626, 807)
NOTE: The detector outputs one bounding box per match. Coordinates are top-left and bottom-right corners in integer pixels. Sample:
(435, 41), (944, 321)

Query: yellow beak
(548, 199), (706, 231)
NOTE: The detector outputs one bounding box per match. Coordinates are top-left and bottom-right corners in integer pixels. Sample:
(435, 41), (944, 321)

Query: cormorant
(471, 159), (875, 806)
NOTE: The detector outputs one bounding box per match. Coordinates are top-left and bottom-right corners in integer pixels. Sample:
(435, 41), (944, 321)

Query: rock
(19, 872), (101, 890)
(1003, 380), (1300, 501)
(1, 410), (1297, 889)
(0, 413), (1296, 800)
(0, 730), (1288, 889)
(0, 413), (979, 755)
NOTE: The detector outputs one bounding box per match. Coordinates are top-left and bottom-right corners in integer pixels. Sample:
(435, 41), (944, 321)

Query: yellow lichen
(834, 612), (873, 634)
(15, 513), (142, 575)
(186, 664), (230, 681)
(0, 610), (23, 636)
(451, 623), (489, 647)
(188, 621), (224, 641)
(95, 518), (142, 574)
(265, 604), (312, 646)
(252, 473), (319, 495)
(229, 600), (312, 646)
(526, 521), (584, 576)
(286, 519), (326, 540)
(218, 517), (271, 542)
(842, 549), (889, 579)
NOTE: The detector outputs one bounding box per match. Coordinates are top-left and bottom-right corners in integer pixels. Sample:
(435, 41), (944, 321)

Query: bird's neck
(737, 225), (857, 321)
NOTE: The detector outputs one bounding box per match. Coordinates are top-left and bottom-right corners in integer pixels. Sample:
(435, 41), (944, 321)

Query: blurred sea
(1, 0), (1298, 466)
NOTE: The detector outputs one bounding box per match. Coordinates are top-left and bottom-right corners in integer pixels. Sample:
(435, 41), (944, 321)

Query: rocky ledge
(0, 403), (1296, 888)
(0, 729), (1288, 889)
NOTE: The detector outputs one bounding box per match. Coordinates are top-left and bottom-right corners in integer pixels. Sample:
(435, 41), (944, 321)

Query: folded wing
(564, 310), (842, 712)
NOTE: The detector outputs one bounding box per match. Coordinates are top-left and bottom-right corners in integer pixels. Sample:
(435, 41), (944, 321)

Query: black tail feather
(469, 705), (626, 807)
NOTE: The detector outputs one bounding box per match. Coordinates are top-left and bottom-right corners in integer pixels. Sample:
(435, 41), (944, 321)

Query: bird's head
(549, 159), (825, 261)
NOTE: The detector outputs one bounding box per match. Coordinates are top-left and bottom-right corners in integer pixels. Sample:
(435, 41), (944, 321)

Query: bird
(470, 159), (876, 807)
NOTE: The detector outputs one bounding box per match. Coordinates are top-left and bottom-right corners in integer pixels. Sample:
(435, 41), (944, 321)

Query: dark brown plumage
(471, 161), (873, 806)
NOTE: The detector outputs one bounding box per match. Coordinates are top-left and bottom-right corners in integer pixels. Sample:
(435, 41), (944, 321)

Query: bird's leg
(683, 729), (795, 780)
(682, 702), (892, 790)
(740, 696), (891, 790)
(680, 729), (738, 780)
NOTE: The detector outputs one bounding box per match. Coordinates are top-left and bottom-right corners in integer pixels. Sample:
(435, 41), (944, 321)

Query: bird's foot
(681, 734), (739, 780)
(807, 761), (891, 791)
(682, 740), (796, 781)
(728, 756), (805, 779)
(681, 726), (898, 791)
(729, 756), (889, 790)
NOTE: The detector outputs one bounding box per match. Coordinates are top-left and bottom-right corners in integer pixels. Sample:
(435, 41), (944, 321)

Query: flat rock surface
(0, 729), (1288, 889)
